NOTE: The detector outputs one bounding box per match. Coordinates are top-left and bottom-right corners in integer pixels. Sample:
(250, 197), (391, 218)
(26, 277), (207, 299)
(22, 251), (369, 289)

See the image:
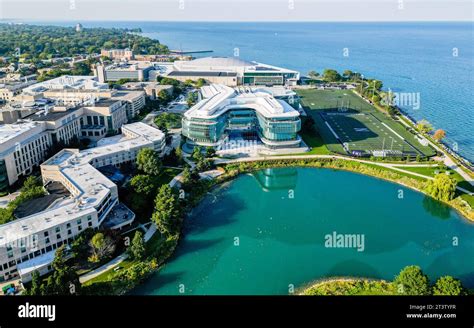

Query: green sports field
(297, 89), (435, 158)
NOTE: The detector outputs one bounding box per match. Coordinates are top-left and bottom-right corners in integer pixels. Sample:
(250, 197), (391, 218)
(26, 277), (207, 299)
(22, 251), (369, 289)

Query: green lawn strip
(393, 166), (474, 193)
(299, 130), (330, 155)
(82, 258), (136, 286)
(156, 168), (182, 185)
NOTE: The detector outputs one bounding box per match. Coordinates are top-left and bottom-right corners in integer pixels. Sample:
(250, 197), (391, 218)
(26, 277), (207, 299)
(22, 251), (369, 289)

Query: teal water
(133, 168), (474, 295)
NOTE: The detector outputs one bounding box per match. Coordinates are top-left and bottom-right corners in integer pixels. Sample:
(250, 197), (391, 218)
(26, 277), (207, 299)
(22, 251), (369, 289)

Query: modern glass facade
(243, 72), (299, 86)
(182, 107), (301, 149)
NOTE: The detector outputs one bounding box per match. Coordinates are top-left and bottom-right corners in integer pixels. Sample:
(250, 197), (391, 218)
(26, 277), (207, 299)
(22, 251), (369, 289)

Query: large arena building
(162, 56), (300, 86)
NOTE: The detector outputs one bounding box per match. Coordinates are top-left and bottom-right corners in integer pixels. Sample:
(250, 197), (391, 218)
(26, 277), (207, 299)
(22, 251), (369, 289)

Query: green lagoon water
(134, 168), (474, 295)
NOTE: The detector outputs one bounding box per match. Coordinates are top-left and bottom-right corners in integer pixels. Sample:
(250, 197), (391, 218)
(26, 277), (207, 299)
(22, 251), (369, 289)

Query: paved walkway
(79, 253), (128, 283)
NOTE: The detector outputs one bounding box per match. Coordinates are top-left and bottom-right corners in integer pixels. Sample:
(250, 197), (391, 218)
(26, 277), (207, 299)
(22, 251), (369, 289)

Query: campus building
(95, 62), (156, 83)
(100, 48), (134, 61)
(0, 122), (165, 283)
(22, 75), (108, 95)
(0, 98), (131, 188)
(182, 84), (301, 150)
(166, 56), (300, 86)
(41, 89), (146, 119)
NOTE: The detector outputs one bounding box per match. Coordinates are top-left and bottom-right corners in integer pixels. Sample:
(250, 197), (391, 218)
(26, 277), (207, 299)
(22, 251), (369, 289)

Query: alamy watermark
(324, 231), (365, 252)
(381, 90), (421, 110)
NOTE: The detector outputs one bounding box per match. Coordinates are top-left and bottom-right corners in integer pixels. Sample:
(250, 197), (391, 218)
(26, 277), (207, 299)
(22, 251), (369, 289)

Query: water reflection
(422, 196), (451, 220)
(252, 168), (298, 191)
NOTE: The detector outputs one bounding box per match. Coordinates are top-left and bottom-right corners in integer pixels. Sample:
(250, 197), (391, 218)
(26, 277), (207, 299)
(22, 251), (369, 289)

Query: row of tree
(394, 265), (466, 295)
(0, 23), (168, 61)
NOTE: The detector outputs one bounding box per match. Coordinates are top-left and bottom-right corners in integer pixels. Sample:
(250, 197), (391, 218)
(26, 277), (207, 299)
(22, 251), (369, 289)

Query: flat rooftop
(168, 71), (237, 77)
(27, 107), (80, 122)
(0, 121), (41, 145)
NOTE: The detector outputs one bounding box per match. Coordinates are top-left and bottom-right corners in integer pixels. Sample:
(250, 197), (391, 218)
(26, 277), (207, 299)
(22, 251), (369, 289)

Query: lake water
(133, 168), (474, 295)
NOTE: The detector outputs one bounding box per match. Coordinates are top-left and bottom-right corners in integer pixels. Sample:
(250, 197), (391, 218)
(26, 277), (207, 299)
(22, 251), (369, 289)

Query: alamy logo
(18, 302), (56, 322)
(324, 231), (365, 252)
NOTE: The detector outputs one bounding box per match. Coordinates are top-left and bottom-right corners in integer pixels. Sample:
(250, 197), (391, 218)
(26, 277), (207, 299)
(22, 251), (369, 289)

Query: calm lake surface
(133, 168), (474, 295)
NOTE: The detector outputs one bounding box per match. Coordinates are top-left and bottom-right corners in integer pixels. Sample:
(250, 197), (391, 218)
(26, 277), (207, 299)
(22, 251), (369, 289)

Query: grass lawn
(393, 166), (474, 193)
(82, 258), (136, 286)
(156, 167), (182, 185)
(299, 129), (330, 155)
(83, 233), (165, 286)
(296, 89), (435, 158)
(154, 112), (182, 129)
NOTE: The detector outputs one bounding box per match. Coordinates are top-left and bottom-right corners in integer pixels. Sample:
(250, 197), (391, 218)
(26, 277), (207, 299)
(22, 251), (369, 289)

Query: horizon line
(2, 19), (473, 23)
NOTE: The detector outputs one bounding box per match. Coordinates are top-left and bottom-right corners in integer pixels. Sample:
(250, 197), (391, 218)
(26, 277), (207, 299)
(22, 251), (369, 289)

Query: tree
(157, 89), (171, 104)
(42, 245), (81, 295)
(130, 175), (156, 197)
(205, 146), (216, 158)
(433, 129), (446, 142)
(342, 70), (353, 79)
(322, 69), (342, 82)
(394, 266), (431, 295)
(425, 173), (457, 202)
(152, 185), (182, 236)
(196, 78), (206, 88)
(416, 119), (433, 134)
(433, 276), (466, 296)
(182, 167), (200, 188)
(192, 146), (203, 161)
(88, 232), (116, 263)
(25, 270), (42, 295)
(136, 148), (162, 176)
(128, 231), (146, 260)
(308, 70), (320, 79)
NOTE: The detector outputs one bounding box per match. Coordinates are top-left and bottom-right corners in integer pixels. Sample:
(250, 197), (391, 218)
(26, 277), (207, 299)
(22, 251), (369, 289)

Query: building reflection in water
(251, 168), (298, 191)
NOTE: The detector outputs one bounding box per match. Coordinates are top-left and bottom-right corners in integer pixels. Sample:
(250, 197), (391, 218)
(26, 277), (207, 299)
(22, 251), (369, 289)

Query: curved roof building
(182, 84), (301, 149)
(169, 56), (300, 86)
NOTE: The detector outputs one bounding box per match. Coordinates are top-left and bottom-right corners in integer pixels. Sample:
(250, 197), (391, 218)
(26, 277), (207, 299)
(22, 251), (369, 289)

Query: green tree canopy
(394, 265), (431, 295)
(130, 174), (157, 197)
(128, 231), (146, 261)
(152, 185), (182, 236)
(137, 148), (162, 176)
(425, 173), (457, 202)
(322, 69), (342, 82)
(433, 276), (465, 296)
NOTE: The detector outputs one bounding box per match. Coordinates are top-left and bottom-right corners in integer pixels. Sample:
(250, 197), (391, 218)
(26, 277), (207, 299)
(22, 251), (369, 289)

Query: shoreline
(218, 157), (474, 222)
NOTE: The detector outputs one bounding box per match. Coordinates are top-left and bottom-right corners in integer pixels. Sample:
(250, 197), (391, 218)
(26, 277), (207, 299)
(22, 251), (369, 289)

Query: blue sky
(1, 0), (472, 22)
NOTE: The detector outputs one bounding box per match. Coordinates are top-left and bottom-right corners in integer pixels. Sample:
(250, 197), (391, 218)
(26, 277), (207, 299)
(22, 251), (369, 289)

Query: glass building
(182, 84), (301, 150)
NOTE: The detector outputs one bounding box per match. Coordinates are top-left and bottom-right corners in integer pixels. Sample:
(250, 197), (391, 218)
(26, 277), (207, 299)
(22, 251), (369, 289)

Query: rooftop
(185, 84), (299, 120)
(23, 76), (108, 94)
(168, 71), (237, 77)
(0, 122), (165, 246)
(0, 121), (41, 145)
(27, 106), (80, 122)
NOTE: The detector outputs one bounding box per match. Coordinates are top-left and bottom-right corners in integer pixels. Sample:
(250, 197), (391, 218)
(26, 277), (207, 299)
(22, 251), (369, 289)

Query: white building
(0, 122), (165, 283)
(22, 75), (108, 95)
(0, 99), (131, 188)
(165, 56), (300, 86)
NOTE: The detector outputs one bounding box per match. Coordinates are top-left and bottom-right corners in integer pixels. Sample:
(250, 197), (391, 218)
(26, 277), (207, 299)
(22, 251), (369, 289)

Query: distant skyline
(1, 0), (472, 22)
